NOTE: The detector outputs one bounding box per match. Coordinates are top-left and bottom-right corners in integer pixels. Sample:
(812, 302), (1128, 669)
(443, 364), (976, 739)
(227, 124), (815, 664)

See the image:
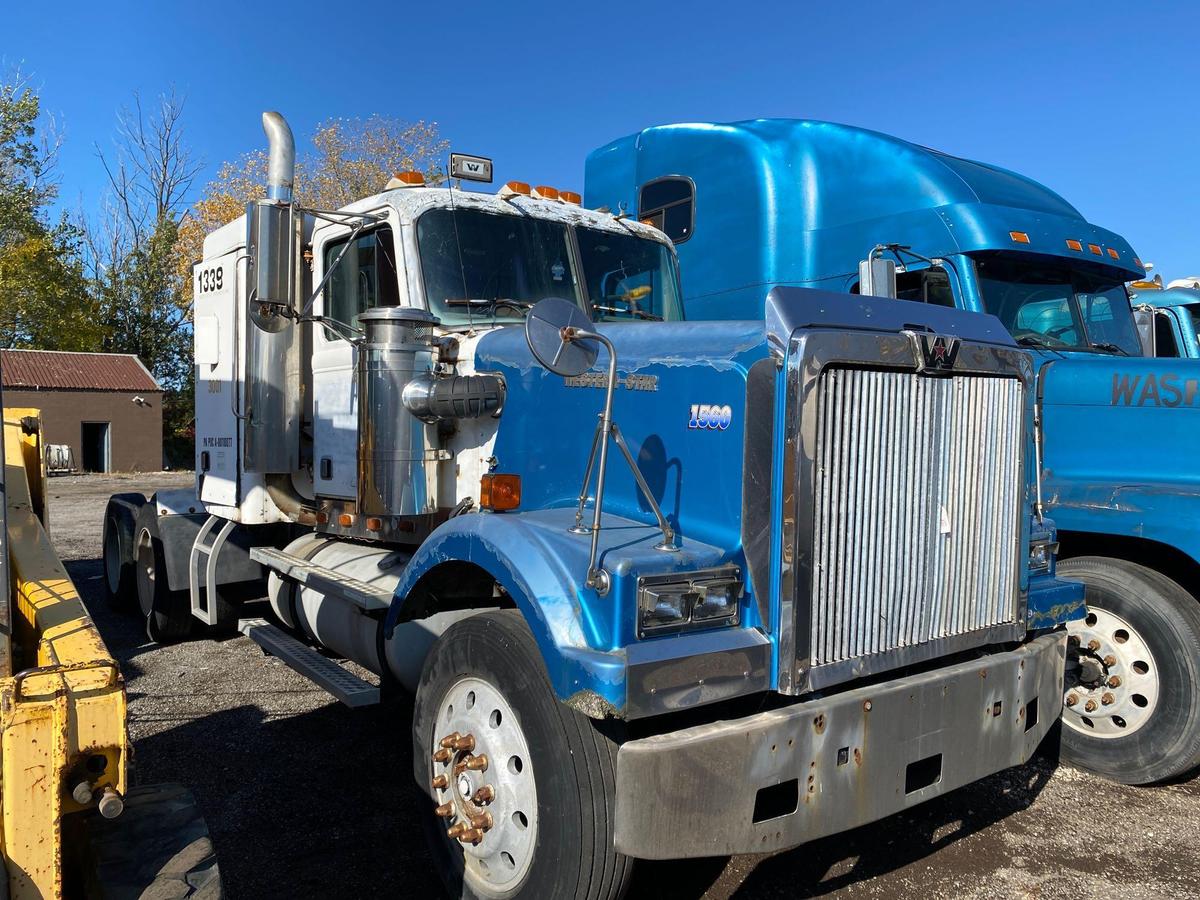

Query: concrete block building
(1, 349), (164, 472)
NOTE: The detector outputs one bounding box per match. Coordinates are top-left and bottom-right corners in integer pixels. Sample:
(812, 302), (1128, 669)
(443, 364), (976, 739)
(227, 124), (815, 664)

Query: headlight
(1028, 539), (1058, 573)
(637, 566), (742, 637)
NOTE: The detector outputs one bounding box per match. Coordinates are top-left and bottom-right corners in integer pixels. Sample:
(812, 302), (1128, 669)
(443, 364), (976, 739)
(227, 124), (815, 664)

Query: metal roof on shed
(0, 349), (162, 392)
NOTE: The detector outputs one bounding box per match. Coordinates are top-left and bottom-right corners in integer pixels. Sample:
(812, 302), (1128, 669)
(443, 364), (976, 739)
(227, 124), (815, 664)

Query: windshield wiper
(1088, 341), (1129, 356)
(444, 298), (532, 316)
(592, 304), (662, 321)
(1015, 335), (1067, 359)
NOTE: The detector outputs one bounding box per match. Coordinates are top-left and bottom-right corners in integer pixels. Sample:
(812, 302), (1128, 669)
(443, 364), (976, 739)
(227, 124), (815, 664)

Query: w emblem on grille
(917, 334), (961, 373)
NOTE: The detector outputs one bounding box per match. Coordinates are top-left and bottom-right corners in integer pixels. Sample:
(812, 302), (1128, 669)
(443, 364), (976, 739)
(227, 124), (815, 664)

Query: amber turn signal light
(1008, 231), (1030, 244)
(480, 474), (521, 511)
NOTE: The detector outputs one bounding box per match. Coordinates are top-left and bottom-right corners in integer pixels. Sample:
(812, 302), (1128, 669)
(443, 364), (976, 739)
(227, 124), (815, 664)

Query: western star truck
(585, 118), (1200, 786)
(104, 112), (1081, 898)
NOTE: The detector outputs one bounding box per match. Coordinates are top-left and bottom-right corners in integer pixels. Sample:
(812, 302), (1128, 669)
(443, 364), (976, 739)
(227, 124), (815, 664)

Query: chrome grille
(809, 368), (1024, 669)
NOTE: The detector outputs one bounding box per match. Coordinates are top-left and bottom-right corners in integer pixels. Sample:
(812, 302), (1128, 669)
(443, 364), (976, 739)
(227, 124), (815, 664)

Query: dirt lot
(51, 472), (1200, 899)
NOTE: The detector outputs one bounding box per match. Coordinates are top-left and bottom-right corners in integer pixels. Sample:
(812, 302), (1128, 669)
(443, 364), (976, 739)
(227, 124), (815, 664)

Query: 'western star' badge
(917, 333), (961, 373)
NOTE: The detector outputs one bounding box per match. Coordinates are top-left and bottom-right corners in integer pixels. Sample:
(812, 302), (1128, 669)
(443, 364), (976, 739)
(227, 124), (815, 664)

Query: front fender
(384, 511), (628, 715)
(1045, 477), (1200, 567)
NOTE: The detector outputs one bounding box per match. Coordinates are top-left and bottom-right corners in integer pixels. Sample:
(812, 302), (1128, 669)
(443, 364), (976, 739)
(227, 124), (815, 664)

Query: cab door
(311, 219), (404, 499)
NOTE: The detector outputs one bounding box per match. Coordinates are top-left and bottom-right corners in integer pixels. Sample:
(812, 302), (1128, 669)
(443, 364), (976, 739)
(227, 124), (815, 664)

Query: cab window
(322, 225), (400, 330)
(638, 177), (694, 244)
(1155, 312), (1180, 357)
(895, 266), (955, 307)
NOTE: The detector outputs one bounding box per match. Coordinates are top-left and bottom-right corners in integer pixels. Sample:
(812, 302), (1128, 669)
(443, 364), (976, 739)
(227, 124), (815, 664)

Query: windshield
(416, 207), (681, 327)
(575, 227), (682, 322)
(975, 253), (1142, 355)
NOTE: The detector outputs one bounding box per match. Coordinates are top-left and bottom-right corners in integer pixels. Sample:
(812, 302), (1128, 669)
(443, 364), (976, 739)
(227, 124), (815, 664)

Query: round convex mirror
(524, 298), (598, 377)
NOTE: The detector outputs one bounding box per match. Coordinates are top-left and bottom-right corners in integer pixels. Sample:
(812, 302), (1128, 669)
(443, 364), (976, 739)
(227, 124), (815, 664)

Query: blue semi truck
(103, 113), (1082, 898)
(1131, 286), (1200, 357)
(586, 118), (1200, 786)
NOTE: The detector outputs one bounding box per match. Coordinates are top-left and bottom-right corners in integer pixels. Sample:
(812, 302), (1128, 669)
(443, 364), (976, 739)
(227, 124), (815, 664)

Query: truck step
(250, 547), (393, 614)
(238, 618), (380, 708)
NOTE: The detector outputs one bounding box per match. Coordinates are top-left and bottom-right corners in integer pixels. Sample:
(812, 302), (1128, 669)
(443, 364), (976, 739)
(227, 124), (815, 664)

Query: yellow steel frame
(0, 410), (128, 898)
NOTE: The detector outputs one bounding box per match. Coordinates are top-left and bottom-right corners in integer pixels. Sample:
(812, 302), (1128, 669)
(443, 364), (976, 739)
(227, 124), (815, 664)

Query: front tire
(413, 610), (632, 900)
(1058, 556), (1200, 785)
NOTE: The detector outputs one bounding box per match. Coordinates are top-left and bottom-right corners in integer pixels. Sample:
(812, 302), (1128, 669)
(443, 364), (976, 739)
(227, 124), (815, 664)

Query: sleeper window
(638, 177), (694, 244)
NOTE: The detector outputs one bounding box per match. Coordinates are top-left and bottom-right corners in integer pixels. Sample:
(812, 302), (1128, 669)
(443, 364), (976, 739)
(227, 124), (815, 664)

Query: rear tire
(102, 494), (146, 612)
(135, 505), (194, 643)
(413, 610), (632, 900)
(1058, 556), (1200, 784)
(79, 783), (222, 899)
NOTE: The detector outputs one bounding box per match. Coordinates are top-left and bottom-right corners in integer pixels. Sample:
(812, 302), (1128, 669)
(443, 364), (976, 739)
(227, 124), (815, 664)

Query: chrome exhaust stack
(262, 111), (295, 202)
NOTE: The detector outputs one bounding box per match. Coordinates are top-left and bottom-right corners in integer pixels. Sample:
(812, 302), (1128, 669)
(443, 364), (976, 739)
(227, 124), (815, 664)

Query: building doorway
(81, 422), (111, 472)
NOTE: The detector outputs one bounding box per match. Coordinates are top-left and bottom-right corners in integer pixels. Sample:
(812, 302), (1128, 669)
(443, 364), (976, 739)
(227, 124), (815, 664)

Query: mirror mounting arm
(563, 326), (679, 596)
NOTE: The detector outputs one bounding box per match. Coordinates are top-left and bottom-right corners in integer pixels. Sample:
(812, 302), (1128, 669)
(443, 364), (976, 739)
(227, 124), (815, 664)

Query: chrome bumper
(614, 632), (1065, 858)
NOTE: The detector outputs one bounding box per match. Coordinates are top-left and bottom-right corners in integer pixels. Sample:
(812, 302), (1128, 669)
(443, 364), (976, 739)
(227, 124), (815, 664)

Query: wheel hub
(430, 677), (537, 897)
(1064, 605), (1159, 738)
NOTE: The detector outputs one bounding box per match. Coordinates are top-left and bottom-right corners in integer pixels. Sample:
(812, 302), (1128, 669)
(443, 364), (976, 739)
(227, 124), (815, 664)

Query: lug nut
(1108, 676), (1122, 688)
(465, 754), (489, 772)
(470, 812), (494, 832)
(432, 774), (449, 790)
(435, 802), (455, 818)
(1102, 692), (1115, 705)
(433, 748), (452, 764)
(447, 822), (468, 839)
(451, 734), (476, 752)
(1084, 699), (1098, 712)
(1087, 639), (1101, 652)
(439, 732), (461, 749)
(1104, 655), (1117, 667)
(459, 827), (484, 844)
(1065, 694), (1078, 707)
(472, 785), (495, 804)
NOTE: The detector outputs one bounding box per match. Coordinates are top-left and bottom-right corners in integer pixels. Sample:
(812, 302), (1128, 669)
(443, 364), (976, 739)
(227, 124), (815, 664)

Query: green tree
(0, 72), (98, 350)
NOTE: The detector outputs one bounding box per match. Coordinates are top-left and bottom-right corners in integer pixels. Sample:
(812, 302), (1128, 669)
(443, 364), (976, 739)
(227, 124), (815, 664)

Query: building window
(322, 225), (400, 329)
(638, 177), (694, 244)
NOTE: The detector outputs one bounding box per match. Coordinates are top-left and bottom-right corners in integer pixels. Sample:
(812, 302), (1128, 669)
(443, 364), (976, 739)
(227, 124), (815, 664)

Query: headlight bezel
(636, 565), (743, 638)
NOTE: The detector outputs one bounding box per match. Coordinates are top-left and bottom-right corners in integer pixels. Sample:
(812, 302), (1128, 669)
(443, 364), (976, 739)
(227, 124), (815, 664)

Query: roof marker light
(498, 180), (531, 198)
(1066, 239), (1083, 252)
(1107, 248), (1120, 260)
(560, 190), (582, 205)
(1088, 243), (1102, 256)
(386, 171), (425, 189)
(1134, 257), (1144, 268)
(532, 185), (560, 200)
(1009, 231), (1030, 244)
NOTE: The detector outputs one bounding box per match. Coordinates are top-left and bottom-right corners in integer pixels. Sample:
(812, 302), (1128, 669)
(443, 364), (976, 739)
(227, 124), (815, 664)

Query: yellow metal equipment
(0, 409), (128, 898)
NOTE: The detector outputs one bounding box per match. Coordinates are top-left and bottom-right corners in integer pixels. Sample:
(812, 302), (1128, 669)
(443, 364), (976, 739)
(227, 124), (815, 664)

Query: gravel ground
(50, 472), (1200, 899)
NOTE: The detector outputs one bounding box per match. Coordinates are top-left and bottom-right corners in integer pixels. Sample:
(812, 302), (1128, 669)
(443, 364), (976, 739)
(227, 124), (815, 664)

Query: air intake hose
(402, 374), (506, 423)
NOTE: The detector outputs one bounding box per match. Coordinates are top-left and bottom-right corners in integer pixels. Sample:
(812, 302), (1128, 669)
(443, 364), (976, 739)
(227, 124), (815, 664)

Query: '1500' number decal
(688, 404), (732, 430)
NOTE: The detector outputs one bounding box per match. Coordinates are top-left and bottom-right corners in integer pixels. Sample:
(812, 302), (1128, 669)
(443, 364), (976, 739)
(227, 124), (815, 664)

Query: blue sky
(5, 0), (1197, 279)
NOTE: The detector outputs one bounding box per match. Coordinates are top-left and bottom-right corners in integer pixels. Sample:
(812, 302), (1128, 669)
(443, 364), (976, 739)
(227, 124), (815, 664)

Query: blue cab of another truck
(586, 118), (1200, 786)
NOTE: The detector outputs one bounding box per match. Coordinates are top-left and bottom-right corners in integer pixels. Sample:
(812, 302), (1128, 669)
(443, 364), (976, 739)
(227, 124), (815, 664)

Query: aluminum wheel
(430, 676), (538, 898)
(1064, 605), (1160, 738)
